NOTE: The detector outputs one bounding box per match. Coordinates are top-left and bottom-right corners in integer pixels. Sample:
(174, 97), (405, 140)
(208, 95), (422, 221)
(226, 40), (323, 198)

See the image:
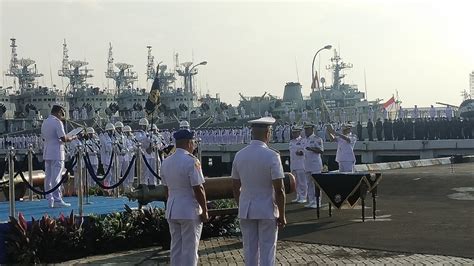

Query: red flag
(383, 96), (395, 110)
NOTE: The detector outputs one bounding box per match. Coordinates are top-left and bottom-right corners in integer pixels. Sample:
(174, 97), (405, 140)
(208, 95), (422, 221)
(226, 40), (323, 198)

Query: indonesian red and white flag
(383, 96), (396, 110)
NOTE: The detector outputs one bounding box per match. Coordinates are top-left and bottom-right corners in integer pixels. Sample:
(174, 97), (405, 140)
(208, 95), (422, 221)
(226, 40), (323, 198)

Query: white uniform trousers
(338, 161), (355, 173)
(122, 157), (134, 189)
(44, 160), (64, 203)
(240, 218), (278, 266)
(168, 219), (203, 266)
(291, 169), (306, 201)
(305, 172), (317, 204)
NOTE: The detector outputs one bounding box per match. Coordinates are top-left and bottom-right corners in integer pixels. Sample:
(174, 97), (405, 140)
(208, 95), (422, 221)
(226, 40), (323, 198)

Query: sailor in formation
(232, 117), (286, 266)
(114, 121), (128, 187)
(161, 129), (208, 266)
(122, 125), (136, 191)
(100, 123), (115, 186)
(41, 104), (76, 208)
(289, 126), (307, 203)
(135, 118), (157, 186)
(302, 123), (324, 208)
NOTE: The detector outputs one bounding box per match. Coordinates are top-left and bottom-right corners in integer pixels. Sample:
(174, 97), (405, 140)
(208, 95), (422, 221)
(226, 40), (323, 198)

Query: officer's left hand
(276, 216), (286, 229)
(200, 211), (209, 223)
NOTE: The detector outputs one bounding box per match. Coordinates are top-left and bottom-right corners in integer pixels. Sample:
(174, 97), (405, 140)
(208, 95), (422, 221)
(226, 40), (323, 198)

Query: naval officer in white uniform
(303, 123), (324, 208)
(232, 117), (286, 266)
(161, 129), (208, 266)
(41, 104), (76, 208)
(327, 124), (357, 172)
(289, 126), (306, 203)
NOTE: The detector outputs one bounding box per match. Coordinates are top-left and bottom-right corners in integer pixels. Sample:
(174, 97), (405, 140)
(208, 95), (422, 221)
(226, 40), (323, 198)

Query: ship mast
(146, 45), (155, 80)
(326, 49), (353, 91)
(5, 38), (43, 93)
(105, 42), (138, 95)
(58, 39), (93, 92)
(146, 46), (176, 92)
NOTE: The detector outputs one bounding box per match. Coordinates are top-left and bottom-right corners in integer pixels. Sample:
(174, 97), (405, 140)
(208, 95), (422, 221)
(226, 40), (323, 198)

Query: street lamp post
(310, 45), (331, 122)
(189, 61), (207, 93)
(311, 45), (332, 92)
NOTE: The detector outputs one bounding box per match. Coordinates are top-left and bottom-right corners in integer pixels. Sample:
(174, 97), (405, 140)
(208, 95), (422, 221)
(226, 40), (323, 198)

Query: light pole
(189, 61), (207, 93)
(311, 45), (332, 92)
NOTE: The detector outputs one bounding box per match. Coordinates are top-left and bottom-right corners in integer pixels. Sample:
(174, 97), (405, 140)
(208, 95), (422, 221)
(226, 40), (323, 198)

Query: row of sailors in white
(72, 107), (88, 121)
(195, 127), (251, 145)
(290, 123), (357, 206)
(67, 118), (165, 192)
(1, 135), (44, 150)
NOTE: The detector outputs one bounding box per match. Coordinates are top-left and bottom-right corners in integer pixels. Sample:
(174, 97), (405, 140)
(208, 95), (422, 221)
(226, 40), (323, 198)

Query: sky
(1, 0), (473, 107)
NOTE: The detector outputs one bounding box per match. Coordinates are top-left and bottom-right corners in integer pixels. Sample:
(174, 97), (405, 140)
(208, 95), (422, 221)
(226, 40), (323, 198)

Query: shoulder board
(187, 153), (197, 159)
(269, 147), (280, 154)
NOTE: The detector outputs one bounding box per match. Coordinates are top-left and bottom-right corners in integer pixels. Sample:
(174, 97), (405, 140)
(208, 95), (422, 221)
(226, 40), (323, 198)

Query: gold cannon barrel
(126, 172), (296, 205)
(1, 170), (46, 187)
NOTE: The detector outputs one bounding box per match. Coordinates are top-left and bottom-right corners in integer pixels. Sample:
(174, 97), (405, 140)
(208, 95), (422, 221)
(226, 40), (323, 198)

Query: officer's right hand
(276, 216), (286, 229)
(200, 211), (209, 223)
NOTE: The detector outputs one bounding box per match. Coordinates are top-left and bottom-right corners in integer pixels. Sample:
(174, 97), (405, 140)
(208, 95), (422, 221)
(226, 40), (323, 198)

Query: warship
(0, 38), (225, 134)
(238, 49), (379, 123)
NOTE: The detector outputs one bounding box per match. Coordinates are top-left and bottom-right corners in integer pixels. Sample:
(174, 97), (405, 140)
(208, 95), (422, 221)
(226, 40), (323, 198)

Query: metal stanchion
(135, 143), (142, 186)
(27, 143), (34, 201)
(8, 146), (16, 218)
(113, 143), (120, 198)
(154, 141), (160, 184)
(77, 145), (84, 217)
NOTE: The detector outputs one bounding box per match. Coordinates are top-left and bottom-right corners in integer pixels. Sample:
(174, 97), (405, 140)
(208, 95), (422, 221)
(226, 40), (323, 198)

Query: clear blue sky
(1, 0), (473, 107)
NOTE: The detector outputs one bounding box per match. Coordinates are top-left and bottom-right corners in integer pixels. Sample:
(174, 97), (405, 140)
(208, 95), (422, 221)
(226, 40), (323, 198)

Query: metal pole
(8, 146), (16, 218)
(136, 142), (142, 186)
(113, 143), (120, 198)
(154, 140), (160, 185)
(77, 145), (84, 217)
(27, 143), (34, 201)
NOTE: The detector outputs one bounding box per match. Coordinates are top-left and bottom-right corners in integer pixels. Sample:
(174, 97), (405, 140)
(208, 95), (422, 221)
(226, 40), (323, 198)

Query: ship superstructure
(59, 40), (115, 121)
(7, 38), (68, 121)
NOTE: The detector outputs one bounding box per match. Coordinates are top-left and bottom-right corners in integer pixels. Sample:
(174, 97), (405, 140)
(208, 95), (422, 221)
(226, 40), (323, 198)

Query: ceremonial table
(311, 172), (382, 222)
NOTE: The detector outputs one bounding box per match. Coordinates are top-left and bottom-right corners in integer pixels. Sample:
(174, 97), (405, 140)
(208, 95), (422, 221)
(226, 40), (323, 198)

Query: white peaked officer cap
(86, 127), (95, 134)
(248, 117), (276, 127)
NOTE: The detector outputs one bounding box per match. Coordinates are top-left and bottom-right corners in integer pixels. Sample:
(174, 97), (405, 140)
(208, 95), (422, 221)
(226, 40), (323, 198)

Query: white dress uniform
(335, 133), (357, 172)
(122, 135), (136, 189)
(41, 115), (67, 205)
(232, 140), (285, 266)
(135, 131), (157, 185)
(100, 133), (114, 185)
(303, 133), (324, 206)
(429, 106), (436, 119)
(289, 135), (306, 202)
(161, 148), (205, 266)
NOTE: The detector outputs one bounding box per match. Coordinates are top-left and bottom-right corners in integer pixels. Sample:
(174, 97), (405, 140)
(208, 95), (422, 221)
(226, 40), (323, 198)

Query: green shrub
(5, 203), (238, 263)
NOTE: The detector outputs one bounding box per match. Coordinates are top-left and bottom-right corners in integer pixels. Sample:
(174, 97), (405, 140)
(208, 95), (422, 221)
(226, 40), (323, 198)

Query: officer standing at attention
(161, 129), (208, 266)
(302, 123), (324, 208)
(41, 104), (76, 208)
(327, 124), (357, 172)
(232, 117), (286, 266)
(289, 127), (306, 203)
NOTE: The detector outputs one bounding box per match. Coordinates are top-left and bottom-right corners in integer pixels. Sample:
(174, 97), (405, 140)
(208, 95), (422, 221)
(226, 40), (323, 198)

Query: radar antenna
(58, 39), (93, 92)
(5, 38), (43, 93)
